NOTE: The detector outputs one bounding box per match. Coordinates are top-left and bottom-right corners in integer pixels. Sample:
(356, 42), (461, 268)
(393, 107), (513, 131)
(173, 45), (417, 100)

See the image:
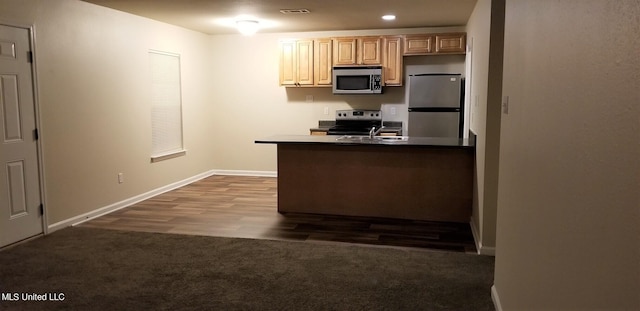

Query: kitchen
(258, 65), (476, 221)
(245, 13), (475, 226)
(2, 0), (637, 310)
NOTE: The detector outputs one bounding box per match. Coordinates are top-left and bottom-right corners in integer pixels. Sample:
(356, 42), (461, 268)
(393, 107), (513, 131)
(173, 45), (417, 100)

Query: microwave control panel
(372, 75), (382, 90)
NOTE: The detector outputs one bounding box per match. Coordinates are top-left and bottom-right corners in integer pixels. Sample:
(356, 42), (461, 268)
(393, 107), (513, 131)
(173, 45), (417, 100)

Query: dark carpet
(0, 227), (495, 310)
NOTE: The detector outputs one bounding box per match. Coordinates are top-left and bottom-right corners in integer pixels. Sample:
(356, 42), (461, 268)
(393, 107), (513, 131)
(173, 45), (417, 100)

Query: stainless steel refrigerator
(407, 74), (464, 138)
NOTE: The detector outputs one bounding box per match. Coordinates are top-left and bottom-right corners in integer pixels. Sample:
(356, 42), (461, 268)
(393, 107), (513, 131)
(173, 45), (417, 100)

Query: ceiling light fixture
(214, 15), (278, 34)
(382, 15), (396, 21)
(236, 19), (260, 35)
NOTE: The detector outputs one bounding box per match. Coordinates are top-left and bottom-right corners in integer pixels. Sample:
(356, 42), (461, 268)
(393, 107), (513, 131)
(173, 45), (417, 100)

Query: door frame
(1, 20), (49, 237)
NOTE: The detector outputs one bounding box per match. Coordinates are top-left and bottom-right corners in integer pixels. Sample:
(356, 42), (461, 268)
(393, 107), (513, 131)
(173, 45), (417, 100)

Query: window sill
(151, 150), (187, 163)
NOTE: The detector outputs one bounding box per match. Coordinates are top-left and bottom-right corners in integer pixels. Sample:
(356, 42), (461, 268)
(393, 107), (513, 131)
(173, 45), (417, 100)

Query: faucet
(369, 126), (385, 138)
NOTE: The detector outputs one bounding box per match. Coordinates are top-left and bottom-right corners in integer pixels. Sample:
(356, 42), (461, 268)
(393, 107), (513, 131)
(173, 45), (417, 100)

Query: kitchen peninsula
(255, 135), (475, 223)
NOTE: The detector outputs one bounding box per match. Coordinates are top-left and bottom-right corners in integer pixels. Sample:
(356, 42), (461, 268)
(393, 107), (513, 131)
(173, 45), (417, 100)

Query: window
(149, 50), (185, 162)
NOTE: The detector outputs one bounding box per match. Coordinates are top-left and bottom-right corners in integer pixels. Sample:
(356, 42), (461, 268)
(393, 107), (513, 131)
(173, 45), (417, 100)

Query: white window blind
(149, 50), (185, 162)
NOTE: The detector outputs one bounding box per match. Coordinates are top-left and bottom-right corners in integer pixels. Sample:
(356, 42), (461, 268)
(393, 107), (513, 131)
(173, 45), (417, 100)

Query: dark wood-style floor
(80, 175), (477, 253)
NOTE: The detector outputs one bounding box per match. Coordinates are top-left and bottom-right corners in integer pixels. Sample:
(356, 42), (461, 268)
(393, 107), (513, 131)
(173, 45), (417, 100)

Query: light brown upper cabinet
(333, 37), (357, 65)
(279, 39), (332, 87)
(435, 33), (466, 54)
(333, 36), (382, 66)
(279, 39), (313, 86)
(403, 34), (434, 55)
(313, 38), (333, 86)
(279, 40), (297, 86)
(359, 36), (383, 65)
(403, 33), (466, 55)
(382, 35), (403, 86)
(296, 40), (315, 85)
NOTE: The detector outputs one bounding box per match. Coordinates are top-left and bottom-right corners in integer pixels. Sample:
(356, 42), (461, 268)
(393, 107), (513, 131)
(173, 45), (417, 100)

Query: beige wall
(1, 0), (216, 225)
(465, 0), (504, 253)
(494, 0), (640, 309)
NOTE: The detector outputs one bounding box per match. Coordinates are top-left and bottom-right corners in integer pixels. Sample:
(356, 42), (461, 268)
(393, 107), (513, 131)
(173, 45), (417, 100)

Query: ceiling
(80, 0), (478, 35)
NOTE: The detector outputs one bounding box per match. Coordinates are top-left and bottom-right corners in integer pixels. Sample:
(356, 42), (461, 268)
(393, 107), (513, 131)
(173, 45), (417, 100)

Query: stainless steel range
(327, 109), (382, 136)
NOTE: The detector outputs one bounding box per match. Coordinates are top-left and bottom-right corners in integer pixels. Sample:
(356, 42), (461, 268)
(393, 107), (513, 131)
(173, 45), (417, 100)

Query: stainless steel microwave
(332, 66), (383, 94)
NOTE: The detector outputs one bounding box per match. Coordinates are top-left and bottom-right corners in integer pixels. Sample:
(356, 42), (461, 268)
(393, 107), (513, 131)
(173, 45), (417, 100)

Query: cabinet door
(403, 34), (434, 55)
(435, 33), (466, 54)
(296, 40), (314, 85)
(383, 36), (403, 86)
(279, 40), (297, 86)
(314, 38), (332, 85)
(358, 36), (382, 65)
(333, 37), (357, 65)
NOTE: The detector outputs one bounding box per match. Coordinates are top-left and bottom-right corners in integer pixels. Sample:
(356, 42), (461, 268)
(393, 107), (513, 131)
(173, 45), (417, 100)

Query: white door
(0, 24), (43, 247)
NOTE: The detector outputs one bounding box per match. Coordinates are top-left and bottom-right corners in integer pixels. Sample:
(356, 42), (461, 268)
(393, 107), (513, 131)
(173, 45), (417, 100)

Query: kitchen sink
(336, 135), (409, 144)
(335, 135), (366, 142)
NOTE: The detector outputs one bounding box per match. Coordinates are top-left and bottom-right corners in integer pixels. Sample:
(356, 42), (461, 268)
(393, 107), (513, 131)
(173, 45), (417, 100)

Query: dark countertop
(255, 135), (475, 148)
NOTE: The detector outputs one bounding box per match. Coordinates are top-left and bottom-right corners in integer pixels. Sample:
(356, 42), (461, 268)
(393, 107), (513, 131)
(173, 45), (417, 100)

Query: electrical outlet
(390, 107), (397, 115)
(323, 106), (329, 115)
(118, 173), (124, 184)
(306, 95), (313, 103)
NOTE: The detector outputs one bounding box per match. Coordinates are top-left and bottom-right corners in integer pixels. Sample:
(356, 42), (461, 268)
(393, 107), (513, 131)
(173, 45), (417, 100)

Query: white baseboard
(213, 170), (277, 177)
(48, 170), (217, 232)
(491, 285), (503, 311)
(47, 169), (277, 233)
(469, 217), (496, 256)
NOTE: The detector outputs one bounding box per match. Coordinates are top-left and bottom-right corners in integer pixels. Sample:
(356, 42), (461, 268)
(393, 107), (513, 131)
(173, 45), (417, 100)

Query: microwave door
(332, 66), (383, 94)
(336, 75), (371, 92)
